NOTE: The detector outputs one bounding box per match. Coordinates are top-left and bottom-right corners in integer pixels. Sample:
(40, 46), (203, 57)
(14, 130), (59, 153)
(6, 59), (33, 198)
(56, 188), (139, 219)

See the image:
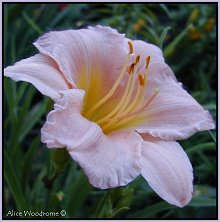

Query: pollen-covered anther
(138, 74), (145, 86)
(128, 41), (133, 54)
(128, 63), (135, 74)
(134, 54), (140, 65)
(145, 56), (151, 69)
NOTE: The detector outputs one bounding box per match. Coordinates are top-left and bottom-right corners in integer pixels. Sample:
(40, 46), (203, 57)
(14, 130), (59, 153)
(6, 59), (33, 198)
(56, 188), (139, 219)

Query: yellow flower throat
(82, 41), (158, 134)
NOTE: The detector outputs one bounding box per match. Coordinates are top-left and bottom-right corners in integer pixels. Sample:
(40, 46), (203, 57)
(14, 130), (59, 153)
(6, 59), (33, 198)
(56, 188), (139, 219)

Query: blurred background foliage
(3, 3), (217, 219)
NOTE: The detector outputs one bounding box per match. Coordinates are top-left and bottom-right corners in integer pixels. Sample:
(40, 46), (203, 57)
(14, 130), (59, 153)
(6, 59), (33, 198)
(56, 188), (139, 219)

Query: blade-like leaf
(4, 149), (29, 213)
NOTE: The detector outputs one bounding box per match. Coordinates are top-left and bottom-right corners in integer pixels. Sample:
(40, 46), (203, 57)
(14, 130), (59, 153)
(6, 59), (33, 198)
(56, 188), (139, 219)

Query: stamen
(134, 56), (151, 109)
(146, 56), (150, 69)
(128, 63), (135, 74)
(116, 65), (138, 113)
(116, 84), (142, 119)
(104, 88), (159, 133)
(138, 74), (145, 86)
(96, 68), (134, 125)
(84, 41), (132, 117)
(123, 57), (150, 116)
(134, 54), (140, 65)
(133, 88), (159, 115)
(128, 41), (133, 54)
(83, 40), (155, 135)
(101, 65), (138, 130)
(101, 56), (152, 133)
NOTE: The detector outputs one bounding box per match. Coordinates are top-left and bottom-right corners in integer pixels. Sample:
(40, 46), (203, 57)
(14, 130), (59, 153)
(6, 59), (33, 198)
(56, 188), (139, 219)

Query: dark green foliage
(3, 3), (216, 219)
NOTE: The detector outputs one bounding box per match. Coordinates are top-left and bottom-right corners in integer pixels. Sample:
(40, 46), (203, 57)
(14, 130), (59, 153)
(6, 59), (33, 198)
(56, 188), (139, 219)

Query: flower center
(84, 41), (158, 134)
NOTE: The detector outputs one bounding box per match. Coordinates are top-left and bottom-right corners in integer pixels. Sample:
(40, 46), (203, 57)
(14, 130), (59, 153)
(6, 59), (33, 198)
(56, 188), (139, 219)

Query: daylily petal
(70, 130), (142, 189)
(34, 26), (131, 110)
(41, 89), (143, 189)
(135, 62), (215, 140)
(4, 54), (69, 100)
(141, 135), (193, 207)
(41, 89), (100, 148)
(132, 39), (165, 71)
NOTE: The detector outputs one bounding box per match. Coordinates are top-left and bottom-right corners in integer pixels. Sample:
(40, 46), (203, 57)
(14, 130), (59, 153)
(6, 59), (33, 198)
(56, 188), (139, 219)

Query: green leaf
(194, 185), (216, 198)
(127, 201), (175, 218)
(186, 142), (215, 154)
(145, 26), (160, 44)
(164, 23), (193, 58)
(110, 187), (134, 209)
(159, 26), (171, 49)
(65, 170), (92, 217)
(110, 207), (130, 218)
(208, 130), (216, 144)
(17, 85), (36, 123)
(51, 148), (70, 173)
(189, 197), (216, 207)
(159, 4), (171, 18)
(92, 192), (111, 218)
(4, 149), (28, 212)
(18, 100), (46, 142)
(3, 4), (8, 65)
(203, 103), (216, 110)
(22, 12), (43, 34)
(9, 85), (36, 157)
(51, 4), (85, 27)
(4, 79), (17, 127)
(21, 136), (40, 189)
(29, 167), (48, 211)
(15, 82), (29, 106)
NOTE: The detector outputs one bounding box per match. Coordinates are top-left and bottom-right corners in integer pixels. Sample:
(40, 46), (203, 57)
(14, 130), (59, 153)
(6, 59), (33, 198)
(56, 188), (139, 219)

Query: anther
(134, 54), (140, 65)
(128, 63), (135, 74)
(146, 56), (151, 69)
(138, 74), (145, 86)
(128, 41), (133, 54)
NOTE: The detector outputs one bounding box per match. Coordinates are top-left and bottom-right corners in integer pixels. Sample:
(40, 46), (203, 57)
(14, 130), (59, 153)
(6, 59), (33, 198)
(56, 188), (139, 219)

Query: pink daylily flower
(4, 25), (215, 208)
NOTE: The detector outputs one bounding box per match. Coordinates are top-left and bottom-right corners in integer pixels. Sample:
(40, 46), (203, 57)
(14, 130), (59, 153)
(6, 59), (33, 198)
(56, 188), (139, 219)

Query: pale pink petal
(135, 62), (215, 140)
(4, 54), (69, 100)
(70, 130), (142, 189)
(41, 89), (99, 148)
(34, 26), (135, 116)
(131, 39), (165, 71)
(34, 25), (129, 93)
(141, 135), (193, 207)
(41, 89), (142, 189)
